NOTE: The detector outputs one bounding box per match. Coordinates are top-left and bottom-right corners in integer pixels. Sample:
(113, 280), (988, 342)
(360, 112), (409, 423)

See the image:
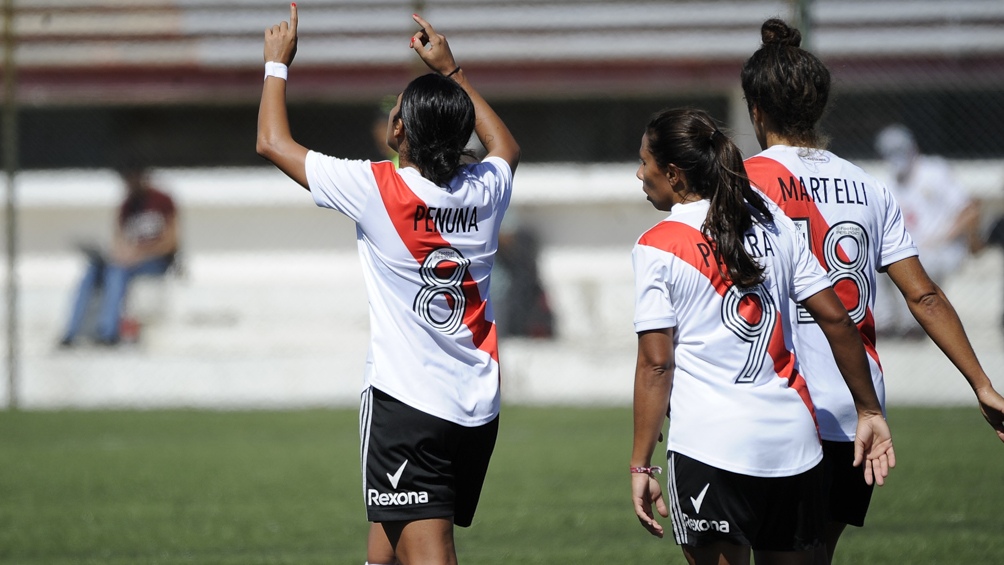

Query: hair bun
(761, 18), (801, 48)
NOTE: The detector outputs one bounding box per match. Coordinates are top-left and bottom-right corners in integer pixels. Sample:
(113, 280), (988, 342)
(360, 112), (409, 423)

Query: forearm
(449, 70), (520, 169)
(256, 77), (290, 156)
(256, 78), (309, 189)
(803, 288), (882, 414)
(820, 316), (883, 414)
(631, 330), (673, 467)
(631, 366), (671, 467)
(887, 257), (993, 393)
(908, 286), (993, 392)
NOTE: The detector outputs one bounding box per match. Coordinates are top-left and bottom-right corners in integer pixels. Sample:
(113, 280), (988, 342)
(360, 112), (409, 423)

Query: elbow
(256, 125), (288, 163)
(909, 289), (944, 319)
(256, 133), (276, 161)
(642, 358), (674, 381)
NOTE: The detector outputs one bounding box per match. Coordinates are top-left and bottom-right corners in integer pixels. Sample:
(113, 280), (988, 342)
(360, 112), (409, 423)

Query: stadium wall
(2, 163), (1003, 409)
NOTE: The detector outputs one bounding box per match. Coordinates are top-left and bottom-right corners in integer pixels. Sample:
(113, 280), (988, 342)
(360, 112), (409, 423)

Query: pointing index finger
(412, 13), (434, 35)
(290, 3), (298, 33)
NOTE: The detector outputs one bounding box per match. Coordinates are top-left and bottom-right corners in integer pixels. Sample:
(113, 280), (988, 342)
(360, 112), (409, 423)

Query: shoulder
(637, 219), (703, 252)
(307, 150), (374, 174)
(463, 156), (513, 183)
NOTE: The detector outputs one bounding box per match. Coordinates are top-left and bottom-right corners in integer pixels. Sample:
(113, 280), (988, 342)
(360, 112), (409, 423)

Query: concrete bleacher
(18, 0), (1004, 104)
(2, 162), (1004, 409)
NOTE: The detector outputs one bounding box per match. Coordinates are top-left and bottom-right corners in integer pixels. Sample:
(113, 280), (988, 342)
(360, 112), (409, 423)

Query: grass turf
(1, 406), (1001, 564)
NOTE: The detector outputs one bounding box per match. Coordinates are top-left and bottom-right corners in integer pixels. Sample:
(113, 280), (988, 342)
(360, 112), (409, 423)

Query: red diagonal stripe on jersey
(638, 221), (816, 418)
(745, 156), (881, 369)
(371, 162), (498, 361)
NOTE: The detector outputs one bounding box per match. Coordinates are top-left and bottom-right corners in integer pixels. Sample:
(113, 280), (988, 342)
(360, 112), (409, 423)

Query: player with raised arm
(629, 108), (893, 565)
(740, 17), (1004, 565)
(257, 7), (520, 565)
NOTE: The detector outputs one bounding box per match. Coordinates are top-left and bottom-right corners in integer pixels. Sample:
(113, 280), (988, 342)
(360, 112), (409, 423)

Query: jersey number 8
(794, 220), (871, 325)
(414, 247), (470, 334)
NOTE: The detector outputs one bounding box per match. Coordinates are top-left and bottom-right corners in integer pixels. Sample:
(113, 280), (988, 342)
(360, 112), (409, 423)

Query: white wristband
(264, 61), (288, 81)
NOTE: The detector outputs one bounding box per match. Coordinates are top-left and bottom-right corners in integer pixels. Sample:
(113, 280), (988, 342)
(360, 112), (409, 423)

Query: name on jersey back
(772, 175), (869, 206)
(413, 205), (479, 234)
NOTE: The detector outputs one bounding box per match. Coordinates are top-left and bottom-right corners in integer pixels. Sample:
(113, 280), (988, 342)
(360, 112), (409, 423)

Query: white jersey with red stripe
(633, 199), (832, 477)
(745, 145), (918, 441)
(306, 151), (512, 427)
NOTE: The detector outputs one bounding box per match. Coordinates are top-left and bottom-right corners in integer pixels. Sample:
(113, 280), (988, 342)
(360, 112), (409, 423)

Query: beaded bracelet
(629, 466), (663, 476)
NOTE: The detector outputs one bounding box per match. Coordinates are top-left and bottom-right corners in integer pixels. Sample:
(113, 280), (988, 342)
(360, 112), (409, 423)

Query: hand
(631, 472), (668, 538)
(409, 14), (459, 75)
(264, 3), (298, 65)
(976, 385), (1004, 443)
(853, 412), (896, 486)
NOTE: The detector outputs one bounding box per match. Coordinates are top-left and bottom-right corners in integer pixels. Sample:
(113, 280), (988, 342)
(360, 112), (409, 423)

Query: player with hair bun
(741, 17), (1004, 564)
(257, 7), (519, 564)
(629, 107), (894, 565)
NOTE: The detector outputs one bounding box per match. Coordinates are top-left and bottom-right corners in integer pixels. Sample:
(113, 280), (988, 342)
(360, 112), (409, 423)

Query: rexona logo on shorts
(367, 459), (431, 507)
(368, 489), (430, 506)
(681, 513), (731, 533)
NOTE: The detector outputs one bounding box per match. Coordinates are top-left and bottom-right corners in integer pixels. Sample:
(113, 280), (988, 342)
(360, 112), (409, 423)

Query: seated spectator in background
(969, 211), (1004, 330)
(873, 124), (981, 337)
(59, 166), (178, 347)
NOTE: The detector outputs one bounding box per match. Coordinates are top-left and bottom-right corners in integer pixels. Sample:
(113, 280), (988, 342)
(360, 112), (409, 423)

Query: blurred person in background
(372, 95), (401, 166)
(493, 212), (554, 339)
(967, 207), (1004, 330)
(257, 8), (519, 565)
(740, 17), (1004, 565)
(629, 107), (893, 565)
(874, 123), (981, 338)
(58, 165), (178, 347)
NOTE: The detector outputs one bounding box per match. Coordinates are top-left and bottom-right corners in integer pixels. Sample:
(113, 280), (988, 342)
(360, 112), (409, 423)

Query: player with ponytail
(643, 108), (773, 287)
(630, 108), (894, 565)
(741, 18), (1004, 564)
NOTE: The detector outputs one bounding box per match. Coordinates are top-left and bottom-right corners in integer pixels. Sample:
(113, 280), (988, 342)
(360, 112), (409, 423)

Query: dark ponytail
(645, 108), (773, 287)
(400, 73), (476, 186)
(740, 18), (830, 148)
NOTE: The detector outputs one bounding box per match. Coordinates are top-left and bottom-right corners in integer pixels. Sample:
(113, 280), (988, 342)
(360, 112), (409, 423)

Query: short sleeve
(305, 150), (379, 222)
(632, 243), (678, 332)
(456, 156), (514, 205)
(877, 184), (919, 268)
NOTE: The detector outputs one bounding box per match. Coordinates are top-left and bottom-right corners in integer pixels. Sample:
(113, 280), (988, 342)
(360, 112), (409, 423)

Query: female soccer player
(740, 18), (1004, 564)
(258, 7), (520, 565)
(629, 108), (894, 565)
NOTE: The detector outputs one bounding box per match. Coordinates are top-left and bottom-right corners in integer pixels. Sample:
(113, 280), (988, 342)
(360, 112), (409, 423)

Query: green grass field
(2, 406), (1002, 564)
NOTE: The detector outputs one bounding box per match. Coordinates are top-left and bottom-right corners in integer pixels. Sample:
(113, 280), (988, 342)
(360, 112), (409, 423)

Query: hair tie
(711, 129), (724, 141)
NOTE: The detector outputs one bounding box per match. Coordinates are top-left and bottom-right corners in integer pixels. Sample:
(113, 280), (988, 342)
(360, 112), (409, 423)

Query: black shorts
(821, 440), (874, 527)
(667, 451), (825, 552)
(360, 387), (499, 528)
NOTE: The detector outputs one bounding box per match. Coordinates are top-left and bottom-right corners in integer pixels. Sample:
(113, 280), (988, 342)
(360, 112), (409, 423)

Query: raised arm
(800, 287), (896, 485)
(256, 3), (309, 189)
(409, 15), (520, 172)
(886, 256), (1004, 442)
